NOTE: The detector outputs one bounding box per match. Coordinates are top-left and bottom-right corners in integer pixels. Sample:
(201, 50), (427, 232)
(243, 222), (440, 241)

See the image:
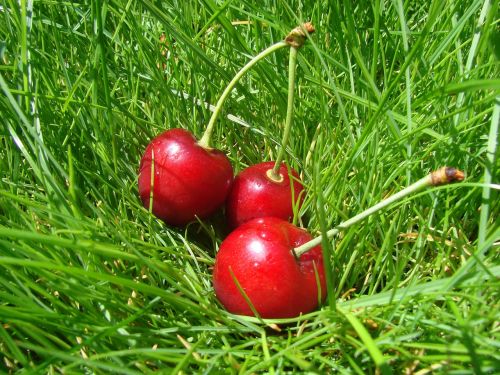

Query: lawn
(1, 0), (499, 373)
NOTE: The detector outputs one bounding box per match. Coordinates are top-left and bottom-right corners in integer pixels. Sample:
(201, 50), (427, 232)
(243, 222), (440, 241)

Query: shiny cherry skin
(138, 128), (233, 226)
(213, 217), (326, 319)
(225, 161), (304, 229)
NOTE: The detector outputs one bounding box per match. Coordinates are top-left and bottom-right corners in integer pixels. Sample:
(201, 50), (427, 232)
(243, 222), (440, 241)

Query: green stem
(293, 167), (464, 257)
(270, 46), (299, 180)
(198, 41), (288, 149)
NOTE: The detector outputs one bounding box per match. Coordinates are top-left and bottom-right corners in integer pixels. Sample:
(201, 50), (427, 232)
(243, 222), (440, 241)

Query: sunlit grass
(0, 0), (498, 373)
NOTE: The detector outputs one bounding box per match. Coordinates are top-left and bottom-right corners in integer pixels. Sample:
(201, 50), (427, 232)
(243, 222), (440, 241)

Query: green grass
(1, 0), (499, 373)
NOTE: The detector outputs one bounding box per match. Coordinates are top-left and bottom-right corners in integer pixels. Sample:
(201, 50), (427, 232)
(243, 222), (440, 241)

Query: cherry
(213, 217), (326, 319)
(225, 161), (304, 229)
(138, 128), (233, 226)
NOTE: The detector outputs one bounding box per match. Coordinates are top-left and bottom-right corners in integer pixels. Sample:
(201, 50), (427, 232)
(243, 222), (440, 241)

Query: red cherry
(138, 129), (233, 226)
(225, 161), (304, 229)
(213, 217), (326, 319)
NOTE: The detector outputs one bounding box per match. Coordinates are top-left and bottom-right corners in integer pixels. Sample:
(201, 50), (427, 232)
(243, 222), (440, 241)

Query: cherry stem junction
(198, 41), (288, 149)
(269, 45), (298, 181)
(293, 167), (465, 258)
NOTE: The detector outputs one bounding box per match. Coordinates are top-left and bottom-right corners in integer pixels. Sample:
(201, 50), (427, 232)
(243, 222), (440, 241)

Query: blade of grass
(337, 306), (393, 375)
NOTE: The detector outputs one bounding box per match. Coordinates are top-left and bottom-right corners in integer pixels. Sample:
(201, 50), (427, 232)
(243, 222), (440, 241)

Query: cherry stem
(198, 41), (288, 149)
(293, 167), (465, 258)
(269, 45), (298, 181)
(198, 22), (315, 150)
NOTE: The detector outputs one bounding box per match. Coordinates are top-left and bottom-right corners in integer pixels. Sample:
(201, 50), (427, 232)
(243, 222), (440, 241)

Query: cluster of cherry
(138, 24), (325, 319)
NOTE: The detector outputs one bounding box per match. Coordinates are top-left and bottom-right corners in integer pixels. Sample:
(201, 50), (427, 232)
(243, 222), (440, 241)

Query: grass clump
(1, 0), (498, 373)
